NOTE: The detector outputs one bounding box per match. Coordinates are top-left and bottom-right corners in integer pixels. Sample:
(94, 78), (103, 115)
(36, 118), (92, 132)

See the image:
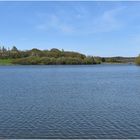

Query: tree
(2, 46), (7, 53)
(10, 46), (20, 58)
(11, 46), (18, 52)
(29, 48), (42, 57)
(135, 55), (140, 65)
(102, 57), (106, 62)
(50, 48), (61, 52)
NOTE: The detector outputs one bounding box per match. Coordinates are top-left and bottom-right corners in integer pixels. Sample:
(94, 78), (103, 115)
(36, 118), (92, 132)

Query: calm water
(0, 64), (140, 139)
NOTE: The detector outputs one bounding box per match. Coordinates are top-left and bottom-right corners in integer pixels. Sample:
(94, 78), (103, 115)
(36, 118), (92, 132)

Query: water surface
(0, 64), (140, 138)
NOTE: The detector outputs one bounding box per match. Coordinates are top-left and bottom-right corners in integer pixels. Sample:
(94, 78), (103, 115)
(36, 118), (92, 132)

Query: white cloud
(87, 6), (125, 34)
(36, 14), (74, 33)
(35, 6), (125, 35)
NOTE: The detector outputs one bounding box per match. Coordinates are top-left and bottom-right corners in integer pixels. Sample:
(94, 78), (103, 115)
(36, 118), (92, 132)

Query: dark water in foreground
(0, 64), (140, 139)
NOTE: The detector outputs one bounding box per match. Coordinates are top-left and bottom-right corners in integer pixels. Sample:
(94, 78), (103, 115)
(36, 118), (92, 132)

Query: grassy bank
(0, 59), (13, 65)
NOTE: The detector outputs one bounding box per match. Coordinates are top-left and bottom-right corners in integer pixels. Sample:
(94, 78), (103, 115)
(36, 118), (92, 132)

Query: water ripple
(0, 65), (140, 138)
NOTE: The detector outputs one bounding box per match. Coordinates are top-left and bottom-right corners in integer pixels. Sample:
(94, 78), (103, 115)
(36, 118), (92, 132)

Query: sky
(0, 1), (140, 57)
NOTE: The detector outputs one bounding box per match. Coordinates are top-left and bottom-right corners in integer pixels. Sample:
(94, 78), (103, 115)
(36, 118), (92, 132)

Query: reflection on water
(0, 64), (140, 138)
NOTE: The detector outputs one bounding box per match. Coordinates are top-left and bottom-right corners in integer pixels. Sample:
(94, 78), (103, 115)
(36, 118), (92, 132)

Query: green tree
(135, 55), (140, 65)
(101, 57), (106, 62)
(11, 46), (18, 52)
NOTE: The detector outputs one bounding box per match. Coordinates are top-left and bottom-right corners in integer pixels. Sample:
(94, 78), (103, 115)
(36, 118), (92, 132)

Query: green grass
(0, 59), (13, 65)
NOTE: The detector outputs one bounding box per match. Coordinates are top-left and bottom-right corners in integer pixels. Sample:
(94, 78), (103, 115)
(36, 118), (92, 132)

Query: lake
(0, 64), (140, 139)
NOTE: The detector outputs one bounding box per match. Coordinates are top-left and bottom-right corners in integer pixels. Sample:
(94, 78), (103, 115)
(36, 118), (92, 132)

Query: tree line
(0, 46), (102, 65)
(0, 46), (138, 65)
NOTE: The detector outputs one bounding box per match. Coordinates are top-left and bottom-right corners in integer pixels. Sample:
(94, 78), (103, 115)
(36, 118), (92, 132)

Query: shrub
(135, 55), (140, 65)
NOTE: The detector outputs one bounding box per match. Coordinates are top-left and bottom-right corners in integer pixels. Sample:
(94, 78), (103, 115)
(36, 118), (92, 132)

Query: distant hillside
(0, 46), (137, 65)
(102, 57), (135, 64)
(0, 46), (100, 65)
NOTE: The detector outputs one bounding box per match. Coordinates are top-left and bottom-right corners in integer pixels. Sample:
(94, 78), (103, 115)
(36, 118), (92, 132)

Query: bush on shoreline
(135, 55), (140, 65)
(12, 56), (99, 65)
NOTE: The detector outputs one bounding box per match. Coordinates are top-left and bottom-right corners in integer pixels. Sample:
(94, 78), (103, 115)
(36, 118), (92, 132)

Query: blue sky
(0, 1), (140, 57)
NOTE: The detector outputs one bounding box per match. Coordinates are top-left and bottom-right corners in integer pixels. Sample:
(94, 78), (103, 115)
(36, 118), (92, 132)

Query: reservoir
(0, 64), (140, 138)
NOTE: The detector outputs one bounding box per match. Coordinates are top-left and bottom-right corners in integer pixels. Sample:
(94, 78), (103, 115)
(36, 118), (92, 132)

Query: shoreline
(0, 63), (135, 66)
